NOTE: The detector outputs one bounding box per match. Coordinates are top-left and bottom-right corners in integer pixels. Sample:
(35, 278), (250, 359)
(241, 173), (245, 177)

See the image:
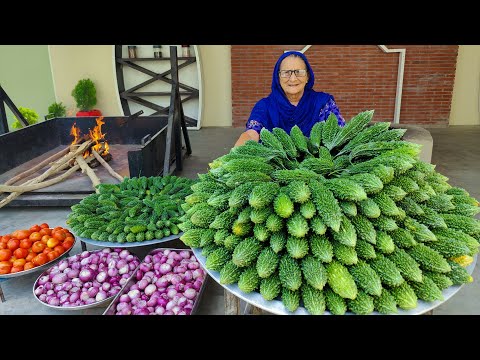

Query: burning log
(92, 150), (123, 182)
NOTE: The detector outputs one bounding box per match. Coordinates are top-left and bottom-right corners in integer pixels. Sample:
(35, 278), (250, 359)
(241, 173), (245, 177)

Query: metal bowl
(32, 248), (139, 310)
(76, 232), (183, 248)
(103, 247), (207, 315)
(0, 231), (77, 279)
(193, 247), (477, 315)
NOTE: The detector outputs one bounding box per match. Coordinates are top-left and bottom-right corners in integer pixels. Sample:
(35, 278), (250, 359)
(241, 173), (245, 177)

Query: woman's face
(279, 56), (309, 99)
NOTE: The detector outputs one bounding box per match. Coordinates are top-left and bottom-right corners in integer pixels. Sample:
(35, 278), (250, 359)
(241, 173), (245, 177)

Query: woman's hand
(234, 129), (260, 147)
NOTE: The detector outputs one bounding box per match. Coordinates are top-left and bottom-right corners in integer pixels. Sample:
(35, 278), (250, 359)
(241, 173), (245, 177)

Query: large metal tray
(76, 233), (183, 248)
(32, 248), (139, 310)
(193, 247), (477, 315)
(103, 247), (207, 315)
(0, 231), (77, 279)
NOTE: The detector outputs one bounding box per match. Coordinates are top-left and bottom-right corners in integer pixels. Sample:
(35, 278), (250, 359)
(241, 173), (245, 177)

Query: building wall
(0, 45), (56, 129)
(449, 45), (480, 125)
(48, 45), (121, 116)
(231, 45), (459, 128)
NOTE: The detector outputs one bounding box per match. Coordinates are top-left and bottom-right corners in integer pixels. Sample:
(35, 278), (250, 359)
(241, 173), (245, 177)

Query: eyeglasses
(279, 69), (307, 78)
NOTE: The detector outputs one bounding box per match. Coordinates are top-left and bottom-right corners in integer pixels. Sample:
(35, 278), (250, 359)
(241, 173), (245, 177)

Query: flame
(70, 116), (109, 158)
(70, 122), (81, 145)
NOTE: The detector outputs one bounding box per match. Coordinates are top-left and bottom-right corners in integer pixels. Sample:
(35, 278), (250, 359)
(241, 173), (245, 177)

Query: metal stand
(0, 85), (28, 135)
(0, 278), (7, 302)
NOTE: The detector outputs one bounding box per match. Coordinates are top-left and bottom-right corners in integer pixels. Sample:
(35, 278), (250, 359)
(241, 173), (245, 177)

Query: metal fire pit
(0, 115), (186, 207)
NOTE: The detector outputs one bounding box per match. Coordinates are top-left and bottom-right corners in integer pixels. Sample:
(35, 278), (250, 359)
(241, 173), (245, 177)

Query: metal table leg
(224, 289), (240, 315)
(0, 278), (7, 302)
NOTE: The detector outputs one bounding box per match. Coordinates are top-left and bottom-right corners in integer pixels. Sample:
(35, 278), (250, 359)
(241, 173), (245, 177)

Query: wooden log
(75, 155), (101, 192)
(0, 142), (94, 208)
(1, 146), (70, 189)
(92, 150), (124, 182)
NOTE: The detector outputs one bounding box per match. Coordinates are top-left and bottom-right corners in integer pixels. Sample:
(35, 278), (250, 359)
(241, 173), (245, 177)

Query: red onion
(119, 294), (130, 303)
(193, 279), (203, 291)
(128, 289), (140, 300)
(159, 263), (172, 274)
(102, 282), (111, 292)
(96, 290), (107, 302)
(144, 284), (157, 296)
(187, 262), (199, 270)
(137, 279), (149, 290)
(38, 275), (50, 286)
(144, 255), (152, 264)
(179, 250), (191, 259)
(183, 288), (197, 300)
(80, 251), (90, 259)
(135, 269), (143, 281)
(79, 268), (94, 282)
(119, 250), (130, 259)
(52, 273), (68, 284)
(58, 260), (69, 271)
(102, 248), (111, 254)
(96, 271), (107, 283)
(34, 285), (45, 296)
(87, 287), (99, 298)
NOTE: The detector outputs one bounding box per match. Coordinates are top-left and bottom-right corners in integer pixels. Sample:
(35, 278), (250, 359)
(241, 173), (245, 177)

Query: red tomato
(12, 258), (26, 267)
(16, 230), (31, 240)
(0, 261), (12, 274)
(13, 248), (28, 259)
(54, 245), (65, 255)
(47, 251), (58, 262)
(47, 238), (60, 248)
(0, 243), (7, 250)
(29, 224), (41, 233)
(62, 240), (74, 250)
(39, 228), (52, 237)
(20, 238), (33, 249)
(39, 223), (49, 229)
(0, 249), (12, 261)
(25, 252), (36, 262)
(29, 232), (42, 242)
(24, 262), (35, 270)
(31, 241), (45, 253)
(7, 239), (20, 251)
(33, 253), (48, 266)
(10, 265), (24, 273)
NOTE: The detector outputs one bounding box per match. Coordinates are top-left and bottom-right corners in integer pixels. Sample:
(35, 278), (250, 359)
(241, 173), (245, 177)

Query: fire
(69, 116), (109, 157)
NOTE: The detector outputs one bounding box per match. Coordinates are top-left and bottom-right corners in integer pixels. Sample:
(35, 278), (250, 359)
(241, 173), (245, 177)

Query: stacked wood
(0, 139), (124, 208)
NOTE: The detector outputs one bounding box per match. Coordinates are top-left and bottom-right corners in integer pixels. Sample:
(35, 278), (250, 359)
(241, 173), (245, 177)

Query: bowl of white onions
(33, 248), (140, 309)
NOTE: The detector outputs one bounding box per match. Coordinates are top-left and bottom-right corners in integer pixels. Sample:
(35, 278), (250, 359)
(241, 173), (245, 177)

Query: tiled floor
(0, 125), (478, 315)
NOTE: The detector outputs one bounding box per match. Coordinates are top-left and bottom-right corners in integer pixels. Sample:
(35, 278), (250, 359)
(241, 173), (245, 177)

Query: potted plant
(45, 102), (67, 120)
(11, 107), (39, 129)
(71, 78), (102, 117)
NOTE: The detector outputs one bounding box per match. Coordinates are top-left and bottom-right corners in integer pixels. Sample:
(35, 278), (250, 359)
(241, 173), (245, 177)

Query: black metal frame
(114, 45), (199, 128)
(0, 85), (28, 135)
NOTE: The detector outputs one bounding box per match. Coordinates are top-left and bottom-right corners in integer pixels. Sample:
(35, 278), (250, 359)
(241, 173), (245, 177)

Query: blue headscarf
(248, 51), (333, 136)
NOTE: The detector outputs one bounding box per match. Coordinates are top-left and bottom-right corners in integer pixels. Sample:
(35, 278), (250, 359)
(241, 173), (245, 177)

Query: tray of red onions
(32, 248), (140, 309)
(103, 248), (207, 315)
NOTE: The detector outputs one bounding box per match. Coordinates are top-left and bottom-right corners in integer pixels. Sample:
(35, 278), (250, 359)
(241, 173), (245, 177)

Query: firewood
(75, 155), (101, 193)
(1, 146), (70, 190)
(92, 150), (124, 182)
(0, 141), (94, 208)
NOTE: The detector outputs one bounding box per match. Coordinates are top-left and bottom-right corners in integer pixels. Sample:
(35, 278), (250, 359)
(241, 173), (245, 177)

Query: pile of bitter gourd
(179, 110), (480, 314)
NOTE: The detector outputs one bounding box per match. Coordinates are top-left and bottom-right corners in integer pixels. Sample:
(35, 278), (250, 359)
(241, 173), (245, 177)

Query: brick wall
(231, 45), (458, 128)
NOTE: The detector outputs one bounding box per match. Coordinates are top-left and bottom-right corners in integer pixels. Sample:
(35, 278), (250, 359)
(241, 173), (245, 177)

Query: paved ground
(0, 125), (479, 315)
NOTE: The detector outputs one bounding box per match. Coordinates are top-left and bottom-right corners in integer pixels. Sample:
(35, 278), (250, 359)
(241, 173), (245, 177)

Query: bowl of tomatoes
(0, 223), (76, 279)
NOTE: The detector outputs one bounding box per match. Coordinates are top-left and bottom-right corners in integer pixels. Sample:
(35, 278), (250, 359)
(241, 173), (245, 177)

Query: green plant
(47, 102), (67, 119)
(11, 107), (39, 129)
(71, 79), (97, 111)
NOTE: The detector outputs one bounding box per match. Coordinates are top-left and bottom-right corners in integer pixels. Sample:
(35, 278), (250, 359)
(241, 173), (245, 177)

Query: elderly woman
(234, 50), (345, 147)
